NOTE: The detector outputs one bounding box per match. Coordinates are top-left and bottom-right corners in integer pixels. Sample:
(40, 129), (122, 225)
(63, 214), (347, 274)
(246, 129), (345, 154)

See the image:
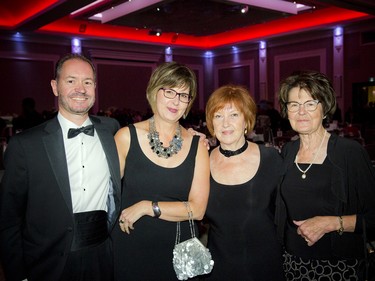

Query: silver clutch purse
(172, 202), (214, 280)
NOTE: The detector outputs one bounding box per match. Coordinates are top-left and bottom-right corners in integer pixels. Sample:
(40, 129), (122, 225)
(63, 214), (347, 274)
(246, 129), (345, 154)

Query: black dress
(204, 145), (285, 281)
(112, 124), (200, 281)
(281, 159), (359, 281)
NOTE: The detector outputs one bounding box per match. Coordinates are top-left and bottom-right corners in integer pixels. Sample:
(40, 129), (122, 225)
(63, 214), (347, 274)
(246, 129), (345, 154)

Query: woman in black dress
(276, 71), (375, 280)
(204, 85), (285, 281)
(112, 62), (210, 280)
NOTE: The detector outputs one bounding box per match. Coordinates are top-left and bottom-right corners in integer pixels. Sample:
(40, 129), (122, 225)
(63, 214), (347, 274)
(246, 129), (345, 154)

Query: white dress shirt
(58, 113), (110, 213)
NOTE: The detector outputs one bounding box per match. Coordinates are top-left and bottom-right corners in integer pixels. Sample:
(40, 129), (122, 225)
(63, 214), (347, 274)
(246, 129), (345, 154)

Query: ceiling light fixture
(149, 29), (162, 36)
(71, 38), (82, 54)
(241, 5), (249, 14)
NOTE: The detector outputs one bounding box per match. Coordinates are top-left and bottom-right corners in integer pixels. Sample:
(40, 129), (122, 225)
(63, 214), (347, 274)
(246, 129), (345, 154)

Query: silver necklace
(147, 116), (183, 159)
(295, 130), (326, 179)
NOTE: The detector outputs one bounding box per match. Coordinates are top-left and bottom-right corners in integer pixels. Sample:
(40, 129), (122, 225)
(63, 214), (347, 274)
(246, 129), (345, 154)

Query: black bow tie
(67, 125), (95, 139)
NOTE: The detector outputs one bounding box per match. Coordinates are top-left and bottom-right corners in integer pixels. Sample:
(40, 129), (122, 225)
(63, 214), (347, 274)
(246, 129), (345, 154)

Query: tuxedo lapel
(40, 117), (120, 222)
(43, 118), (73, 213)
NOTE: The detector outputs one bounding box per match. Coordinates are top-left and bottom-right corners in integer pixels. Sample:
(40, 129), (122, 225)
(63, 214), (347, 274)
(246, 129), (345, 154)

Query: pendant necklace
(295, 130), (326, 179)
(219, 140), (248, 158)
(147, 116), (183, 159)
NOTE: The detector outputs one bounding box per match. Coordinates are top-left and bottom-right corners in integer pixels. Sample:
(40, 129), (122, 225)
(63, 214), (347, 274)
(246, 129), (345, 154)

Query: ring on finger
(119, 219), (125, 224)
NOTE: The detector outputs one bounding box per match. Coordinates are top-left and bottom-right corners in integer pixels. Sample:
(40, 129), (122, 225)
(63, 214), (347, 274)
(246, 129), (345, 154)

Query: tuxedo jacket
(0, 115), (121, 281)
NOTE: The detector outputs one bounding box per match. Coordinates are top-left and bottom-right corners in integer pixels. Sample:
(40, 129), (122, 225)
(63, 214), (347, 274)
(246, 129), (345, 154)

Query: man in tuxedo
(0, 53), (121, 281)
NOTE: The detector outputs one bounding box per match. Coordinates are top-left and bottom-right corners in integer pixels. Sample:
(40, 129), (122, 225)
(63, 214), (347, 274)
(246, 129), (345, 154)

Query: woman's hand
(293, 216), (336, 246)
(188, 128), (210, 150)
(119, 201), (150, 234)
(294, 215), (356, 246)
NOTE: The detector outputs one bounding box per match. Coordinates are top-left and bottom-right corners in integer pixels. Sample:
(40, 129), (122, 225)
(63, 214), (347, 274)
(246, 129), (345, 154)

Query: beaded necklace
(147, 116), (183, 159)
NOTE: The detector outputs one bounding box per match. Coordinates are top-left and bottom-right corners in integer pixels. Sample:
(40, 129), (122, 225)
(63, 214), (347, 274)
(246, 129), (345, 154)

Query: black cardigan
(276, 133), (375, 259)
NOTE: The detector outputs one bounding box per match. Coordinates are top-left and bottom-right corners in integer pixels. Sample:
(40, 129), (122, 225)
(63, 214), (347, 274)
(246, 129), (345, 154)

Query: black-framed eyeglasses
(160, 88), (191, 104)
(286, 100), (320, 112)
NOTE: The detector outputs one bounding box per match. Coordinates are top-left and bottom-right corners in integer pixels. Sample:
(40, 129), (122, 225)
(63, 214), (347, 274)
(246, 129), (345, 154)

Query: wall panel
(0, 53), (57, 116)
(273, 49), (326, 106)
(214, 61), (255, 99)
(95, 61), (154, 114)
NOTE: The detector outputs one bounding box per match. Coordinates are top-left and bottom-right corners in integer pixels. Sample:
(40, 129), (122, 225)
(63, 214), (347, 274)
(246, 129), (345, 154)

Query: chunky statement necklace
(295, 130), (326, 179)
(147, 116), (183, 159)
(219, 140), (248, 158)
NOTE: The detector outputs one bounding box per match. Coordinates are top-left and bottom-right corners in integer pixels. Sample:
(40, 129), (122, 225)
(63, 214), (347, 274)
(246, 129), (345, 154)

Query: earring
(244, 128), (248, 134)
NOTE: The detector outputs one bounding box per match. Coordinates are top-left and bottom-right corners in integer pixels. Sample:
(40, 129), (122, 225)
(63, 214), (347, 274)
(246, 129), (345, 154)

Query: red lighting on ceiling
(0, 0), (58, 28)
(38, 7), (368, 49)
(202, 7), (368, 48)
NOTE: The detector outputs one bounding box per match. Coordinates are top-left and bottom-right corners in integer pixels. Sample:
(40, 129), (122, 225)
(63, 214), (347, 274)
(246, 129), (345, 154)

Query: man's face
(51, 58), (96, 120)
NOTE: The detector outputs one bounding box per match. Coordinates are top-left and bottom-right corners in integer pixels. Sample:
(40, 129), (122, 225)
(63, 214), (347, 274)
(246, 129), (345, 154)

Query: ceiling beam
(227, 0), (298, 14)
(16, 0), (94, 31)
(315, 0), (375, 15)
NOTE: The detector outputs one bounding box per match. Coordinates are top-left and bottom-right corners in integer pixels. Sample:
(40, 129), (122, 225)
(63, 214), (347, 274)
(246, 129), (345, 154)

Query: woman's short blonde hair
(146, 62), (197, 118)
(205, 85), (257, 137)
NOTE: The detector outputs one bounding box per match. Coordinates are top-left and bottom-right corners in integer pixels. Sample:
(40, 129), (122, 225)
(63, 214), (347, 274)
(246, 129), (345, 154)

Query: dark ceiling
(1, 0), (375, 48)
(107, 0), (290, 36)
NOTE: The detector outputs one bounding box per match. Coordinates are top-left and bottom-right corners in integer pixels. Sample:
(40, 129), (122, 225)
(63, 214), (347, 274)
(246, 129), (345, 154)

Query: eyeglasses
(160, 88), (191, 104)
(286, 100), (320, 112)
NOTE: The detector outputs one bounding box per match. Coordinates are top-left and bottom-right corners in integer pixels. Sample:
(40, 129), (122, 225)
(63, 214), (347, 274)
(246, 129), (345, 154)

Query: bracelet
(152, 201), (161, 218)
(337, 216), (344, 235)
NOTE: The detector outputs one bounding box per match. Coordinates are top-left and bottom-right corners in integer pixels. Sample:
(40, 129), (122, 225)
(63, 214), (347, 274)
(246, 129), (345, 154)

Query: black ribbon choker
(219, 141), (248, 158)
(68, 125), (95, 139)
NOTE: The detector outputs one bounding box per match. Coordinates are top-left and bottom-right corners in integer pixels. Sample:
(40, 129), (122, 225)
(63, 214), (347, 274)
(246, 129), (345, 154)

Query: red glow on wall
(0, 0), (58, 28)
(38, 7), (368, 49)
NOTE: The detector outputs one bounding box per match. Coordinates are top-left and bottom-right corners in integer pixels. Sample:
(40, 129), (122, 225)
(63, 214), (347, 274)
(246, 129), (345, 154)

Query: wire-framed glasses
(286, 100), (320, 112)
(160, 88), (191, 103)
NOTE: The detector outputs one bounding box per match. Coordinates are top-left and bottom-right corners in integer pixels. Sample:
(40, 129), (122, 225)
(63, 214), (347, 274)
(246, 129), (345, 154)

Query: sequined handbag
(172, 202), (214, 280)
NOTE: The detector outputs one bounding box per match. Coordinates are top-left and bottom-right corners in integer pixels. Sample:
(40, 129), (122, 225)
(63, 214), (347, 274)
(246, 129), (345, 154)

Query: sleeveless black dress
(112, 124), (200, 281)
(204, 145), (285, 281)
